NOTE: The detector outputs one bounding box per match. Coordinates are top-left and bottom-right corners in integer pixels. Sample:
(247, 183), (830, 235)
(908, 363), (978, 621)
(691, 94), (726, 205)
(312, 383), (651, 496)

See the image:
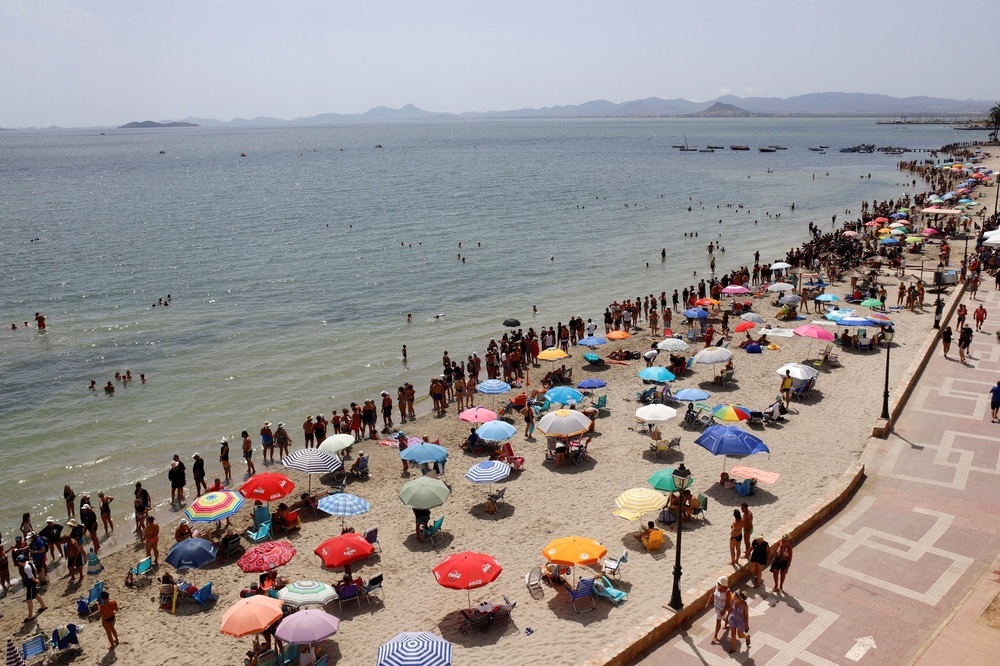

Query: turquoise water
(0, 118), (974, 536)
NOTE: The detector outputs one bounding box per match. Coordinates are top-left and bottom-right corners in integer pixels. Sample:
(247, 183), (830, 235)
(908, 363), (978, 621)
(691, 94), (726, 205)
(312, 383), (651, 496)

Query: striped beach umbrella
(86, 548), (104, 576)
(536, 409), (592, 437)
(185, 490), (245, 523)
(317, 493), (371, 529)
(740, 313), (766, 325)
(237, 540), (297, 573)
(465, 460), (511, 485)
(6, 637), (25, 666)
(475, 379), (511, 395)
(276, 580), (339, 607)
(281, 449), (343, 485)
(711, 404), (752, 422)
(377, 632), (453, 666)
(615, 488), (667, 514)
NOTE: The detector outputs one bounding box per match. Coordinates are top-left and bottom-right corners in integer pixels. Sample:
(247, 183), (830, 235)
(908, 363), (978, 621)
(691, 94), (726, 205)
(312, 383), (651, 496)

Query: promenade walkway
(636, 285), (1000, 665)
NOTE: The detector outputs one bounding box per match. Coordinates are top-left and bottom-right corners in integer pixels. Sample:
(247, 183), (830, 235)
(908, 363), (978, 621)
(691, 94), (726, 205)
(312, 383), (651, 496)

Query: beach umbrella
(276, 580), (339, 607)
(86, 548), (104, 576)
(648, 468), (696, 492)
(694, 297), (719, 306)
(185, 490), (246, 524)
(657, 338), (689, 352)
(692, 347), (733, 365)
(904, 237), (922, 244)
(219, 595), (285, 638)
(318, 493), (371, 529)
(238, 540), (297, 573)
(433, 551), (502, 609)
(318, 433), (356, 454)
(860, 298), (884, 308)
(502, 318), (520, 328)
(577, 378), (607, 390)
(275, 608), (340, 645)
(377, 632), (453, 666)
(868, 313), (893, 325)
(711, 404), (752, 422)
(740, 313), (766, 325)
(771, 262), (791, 270)
(767, 282), (794, 292)
(745, 343), (762, 354)
(165, 537), (218, 571)
(400, 443), (449, 465)
(542, 536), (606, 567)
(816, 294), (839, 302)
(638, 366), (675, 383)
(683, 308), (709, 319)
(793, 324), (835, 341)
(239, 472), (295, 502)
(538, 347), (569, 361)
(578, 336), (607, 347)
(458, 407), (496, 423)
(476, 379), (511, 395)
(607, 330), (631, 340)
(734, 321), (755, 333)
(721, 285), (751, 295)
(842, 230), (858, 237)
(583, 353), (602, 364)
(635, 404), (677, 424)
(880, 238), (899, 245)
(465, 460), (511, 493)
(399, 477), (451, 509)
(921, 228), (939, 236)
(695, 426), (770, 465)
(544, 386), (585, 405)
(536, 409), (592, 437)
(674, 388), (710, 402)
(281, 449), (343, 493)
(475, 420), (516, 442)
(6, 638), (25, 666)
(779, 294), (801, 305)
(775, 363), (819, 383)
(314, 533), (374, 570)
(874, 217), (889, 223)
(836, 316), (874, 327)
(615, 488), (667, 515)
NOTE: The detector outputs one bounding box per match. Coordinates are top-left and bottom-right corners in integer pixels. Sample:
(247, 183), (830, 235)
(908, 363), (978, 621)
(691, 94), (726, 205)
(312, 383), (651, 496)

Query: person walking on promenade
(989, 381), (1000, 423)
(706, 576), (732, 645)
(956, 303), (968, 331)
(741, 503), (754, 557)
(242, 431), (256, 476)
(941, 325), (953, 358)
(770, 534), (793, 592)
(729, 510), (742, 564)
(747, 535), (769, 588)
(974, 304), (988, 332)
(727, 590), (751, 653)
(958, 324), (973, 364)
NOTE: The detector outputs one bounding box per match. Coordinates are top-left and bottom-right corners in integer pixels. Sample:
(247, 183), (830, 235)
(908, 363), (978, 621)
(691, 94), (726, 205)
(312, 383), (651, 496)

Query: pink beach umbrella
(459, 407), (497, 423)
(721, 285), (752, 295)
(793, 323), (835, 358)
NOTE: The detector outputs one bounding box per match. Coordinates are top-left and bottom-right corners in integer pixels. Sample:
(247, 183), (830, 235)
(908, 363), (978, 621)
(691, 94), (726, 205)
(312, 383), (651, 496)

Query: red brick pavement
(636, 286), (1000, 665)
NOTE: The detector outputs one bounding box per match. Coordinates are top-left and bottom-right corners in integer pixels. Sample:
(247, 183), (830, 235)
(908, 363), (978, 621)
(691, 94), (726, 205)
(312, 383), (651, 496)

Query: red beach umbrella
(734, 321), (756, 333)
(314, 533), (375, 570)
(239, 472), (296, 502)
(238, 540), (297, 573)
(432, 551), (502, 609)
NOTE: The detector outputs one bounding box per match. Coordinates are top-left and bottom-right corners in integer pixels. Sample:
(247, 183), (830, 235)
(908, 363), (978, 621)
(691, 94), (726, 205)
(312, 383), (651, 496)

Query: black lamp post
(668, 465), (693, 611)
(880, 329), (892, 421)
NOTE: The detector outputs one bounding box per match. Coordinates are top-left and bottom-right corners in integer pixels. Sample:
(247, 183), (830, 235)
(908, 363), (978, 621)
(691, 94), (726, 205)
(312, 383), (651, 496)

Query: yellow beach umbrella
(542, 536), (607, 567)
(537, 347), (569, 361)
(615, 488), (668, 514)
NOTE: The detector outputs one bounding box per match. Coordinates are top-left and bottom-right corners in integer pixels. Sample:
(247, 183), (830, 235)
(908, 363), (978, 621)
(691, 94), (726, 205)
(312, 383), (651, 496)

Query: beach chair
(525, 567), (544, 595)
(253, 505), (271, 530)
(493, 595), (516, 623)
(498, 442), (525, 470)
(650, 436), (681, 459)
(77, 580), (104, 615)
(461, 608), (493, 632)
(219, 534), (244, 560)
(593, 576), (628, 606)
(363, 526), (381, 553)
(337, 583), (362, 610)
(696, 405), (714, 428)
(277, 510), (300, 535)
(160, 585), (179, 614)
(716, 368), (735, 386)
(350, 454), (370, 480)
(424, 516), (445, 545)
(251, 650), (277, 666)
(641, 529), (664, 551)
(685, 357), (694, 373)
(571, 439), (590, 466)
(635, 387), (657, 404)
(487, 487), (507, 506)
(590, 394), (609, 416)
(602, 550), (628, 580)
(192, 582), (218, 608)
(531, 399), (551, 417)
(48, 623), (82, 657)
(692, 493), (709, 520)
(20, 633), (48, 663)
(246, 520), (271, 544)
(363, 573), (384, 606)
(129, 556), (155, 585)
(661, 385), (681, 406)
(567, 578), (596, 613)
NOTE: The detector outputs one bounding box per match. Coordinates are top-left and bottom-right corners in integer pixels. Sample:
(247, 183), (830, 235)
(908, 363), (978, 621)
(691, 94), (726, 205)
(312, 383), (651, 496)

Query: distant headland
(118, 120), (199, 129)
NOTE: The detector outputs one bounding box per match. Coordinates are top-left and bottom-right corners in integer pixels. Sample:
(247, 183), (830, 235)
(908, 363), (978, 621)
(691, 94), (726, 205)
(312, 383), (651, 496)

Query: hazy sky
(2, 0), (996, 127)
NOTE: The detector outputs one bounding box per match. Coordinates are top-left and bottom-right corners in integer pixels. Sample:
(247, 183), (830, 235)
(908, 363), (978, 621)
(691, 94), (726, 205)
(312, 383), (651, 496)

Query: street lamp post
(880, 332), (892, 421)
(668, 465), (693, 611)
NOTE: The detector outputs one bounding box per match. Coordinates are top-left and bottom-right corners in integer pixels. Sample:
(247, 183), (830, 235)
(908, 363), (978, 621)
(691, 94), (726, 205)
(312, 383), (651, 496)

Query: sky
(1, 0), (996, 127)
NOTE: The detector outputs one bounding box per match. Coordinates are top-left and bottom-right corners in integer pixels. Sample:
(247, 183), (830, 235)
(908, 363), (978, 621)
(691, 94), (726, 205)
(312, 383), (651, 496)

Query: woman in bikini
(729, 510), (743, 564)
(770, 533), (793, 592)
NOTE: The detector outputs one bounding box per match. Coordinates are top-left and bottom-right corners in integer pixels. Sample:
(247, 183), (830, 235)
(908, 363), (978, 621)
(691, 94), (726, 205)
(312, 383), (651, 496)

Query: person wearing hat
(219, 438), (232, 483)
(705, 576), (732, 646)
(302, 415), (315, 449)
(39, 517), (63, 560)
(192, 453), (207, 496)
(19, 553), (48, 621)
(174, 518), (193, 543)
(28, 531), (49, 584)
(60, 533), (84, 583)
(260, 421), (275, 463)
(79, 503), (100, 554)
(273, 422), (291, 459)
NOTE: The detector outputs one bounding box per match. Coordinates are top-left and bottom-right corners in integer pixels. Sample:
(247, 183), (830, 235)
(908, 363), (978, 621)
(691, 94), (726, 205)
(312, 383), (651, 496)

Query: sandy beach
(1, 150), (996, 666)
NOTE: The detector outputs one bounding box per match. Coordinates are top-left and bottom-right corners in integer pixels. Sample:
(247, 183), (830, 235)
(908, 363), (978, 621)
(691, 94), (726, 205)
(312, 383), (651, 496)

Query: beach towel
(729, 465), (780, 485)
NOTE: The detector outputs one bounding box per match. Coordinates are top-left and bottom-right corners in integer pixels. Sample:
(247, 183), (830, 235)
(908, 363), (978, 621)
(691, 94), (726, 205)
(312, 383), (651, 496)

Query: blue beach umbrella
(165, 537), (218, 571)
(879, 238), (899, 245)
(577, 378), (607, 390)
(578, 336), (607, 347)
(545, 386), (585, 405)
(816, 294), (839, 302)
(638, 366), (676, 383)
(475, 420), (516, 442)
(836, 316), (874, 327)
(694, 426), (770, 461)
(465, 460), (512, 485)
(583, 353), (602, 364)
(476, 380), (511, 395)
(674, 388), (710, 402)
(318, 493), (371, 530)
(400, 443), (449, 464)
(683, 308), (709, 319)
(377, 632), (453, 666)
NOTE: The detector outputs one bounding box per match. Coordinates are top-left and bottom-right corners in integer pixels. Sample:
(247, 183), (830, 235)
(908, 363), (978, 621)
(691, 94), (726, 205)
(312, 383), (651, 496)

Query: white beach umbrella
(770, 262), (791, 270)
(635, 404), (678, 424)
(740, 313), (767, 325)
(657, 338), (689, 352)
(692, 347), (734, 365)
(767, 282), (795, 292)
(536, 409), (592, 437)
(775, 363), (819, 381)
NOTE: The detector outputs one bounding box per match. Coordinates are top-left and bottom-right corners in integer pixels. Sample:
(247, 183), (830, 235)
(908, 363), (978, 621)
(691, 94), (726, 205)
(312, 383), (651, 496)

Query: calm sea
(0, 118), (977, 536)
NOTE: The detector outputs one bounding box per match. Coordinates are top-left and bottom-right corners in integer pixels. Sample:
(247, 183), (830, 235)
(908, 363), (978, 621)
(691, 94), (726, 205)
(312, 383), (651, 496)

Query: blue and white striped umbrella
(6, 637), (25, 666)
(476, 379), (511, 395)
(281, 448), (343, 475)
(465, 460), (511, 484)
(475, 420), (516, 442)
(377, 632), (453, 666)
(317, 493), (371, 526)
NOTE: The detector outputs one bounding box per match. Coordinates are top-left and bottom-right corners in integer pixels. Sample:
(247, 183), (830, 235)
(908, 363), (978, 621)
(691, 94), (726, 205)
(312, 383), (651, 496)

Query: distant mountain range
(118, 120), (199, 129)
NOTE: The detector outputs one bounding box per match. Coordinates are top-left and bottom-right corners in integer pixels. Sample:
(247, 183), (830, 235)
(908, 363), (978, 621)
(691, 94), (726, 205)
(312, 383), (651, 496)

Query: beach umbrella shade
(458, 407), (496, 423)
(721, 285), (751, 295)
(399, 477), (451, 509)
(538, 347), (569, 361)
(165, 537), (218, 571)
(842, 230), (858, 237)
(583, 353), (602, 364)
(694, 297), (719, 306)
(836, 316), (874, 327)
(6, 638), (25, 666)
(648, 468), (696, 492)
(921, 228), (939, 236)
(904, 237), (922, 244)
(638, 366), (676, 383)
(775, 363), (819, 382)
(607, 330), (631, 340)
(544, 386), (585, 405)
(220, 595), (285, 638)
(276, 580), (338, 607)
(239, 472), (295, 502)
(185, 490), (246, 524)
(317, 433), (356, 454)
(874, 217), (889, 223)
(889, 228), (906, 235)
(657, 338), (689, 352)
(868, 313), (893, 325)
(238, 540), (297, 573)
(281, 449), (343, 493)
(771, 262), (791, 270)
(578, 336), (607, 347)
(476, 379), (511, 395)
(692, 347), (734, 365)
(695, 425), (770, 459)
(824, 309), (854, 321)
(400, 443), (449, 465)
(711, 404), (752, 422)
(465, 460), (512, 485)
(502, 318), (521, 328)
(317, 493), (371, 529)
(275, 608), (340, 644)
(860, 298), (884, 308)
(880, 238), (899, 245)
(793, 324), (835, 341)
(767, 282), (794, 292)
(734, 321), (756, 333)
(475, 420), (517, 442)
(314, 533), (375, 569)
(577, 378), (607, 390)
(86, 548), (104, 576)
(674, 388), (710, 401)
(615, 488), (667, 514)
(542, 536), (607, 567)
(816, 293), (839, 302)
(536, 409), (592, 437)
(433, 551), (502, 609)
(683, 308), (709, 319)
(377, 632), (453, 666)
(779, 294), (801, 305)
(740, 313), (766, 325)
(635, 404), (678, 424)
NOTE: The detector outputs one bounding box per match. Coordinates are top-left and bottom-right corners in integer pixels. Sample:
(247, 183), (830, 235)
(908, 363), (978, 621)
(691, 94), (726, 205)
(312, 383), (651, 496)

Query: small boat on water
(698, 149), (715, 153)
(730, 145), (750, 151)
(678, 133), (698, 151)
(758, 147), (776, 153)
(707, 145), (725, 150)
(808, 147), (823, 152)
(819, 145), (829, 148)
(768, 145), (788, 150)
